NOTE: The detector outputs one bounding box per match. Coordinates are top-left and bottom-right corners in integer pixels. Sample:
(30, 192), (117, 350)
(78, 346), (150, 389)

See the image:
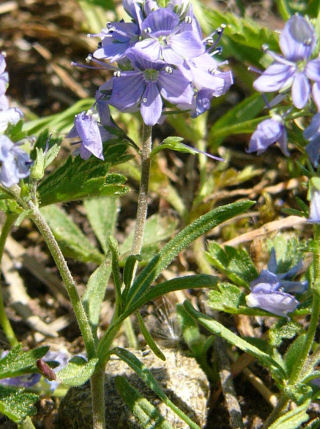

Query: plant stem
(91, 365), (106, 429)
(289, 224), (320, 385)
(0, 213), (19, 347)
(131, 124), (152, 256)
(28, 202), (96, 359)
(265, 224), (320, 427)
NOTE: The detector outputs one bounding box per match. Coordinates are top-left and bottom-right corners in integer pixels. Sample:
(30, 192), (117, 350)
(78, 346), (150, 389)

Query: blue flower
(133, 7), (204, 64)
(308, 188), (320, 223)
(93, 22), (140, 63)
(0, 135), (31, 187)
(108, 50), (193, 125)
(253, 15), (320, 109)
(0, 54), (9, 96)
(247, 117), (288, 155)
(304, 113), (320, 167)
(177, 53), (233, 116)
(246, 249), (308, 317)
(68, 111), (110, 160)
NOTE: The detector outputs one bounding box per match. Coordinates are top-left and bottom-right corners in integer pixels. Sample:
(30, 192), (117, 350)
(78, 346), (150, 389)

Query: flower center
(144, 69), (159, 82)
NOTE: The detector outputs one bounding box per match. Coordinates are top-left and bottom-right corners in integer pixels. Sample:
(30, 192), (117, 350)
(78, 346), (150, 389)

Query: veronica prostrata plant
(0, 1), (251, 428)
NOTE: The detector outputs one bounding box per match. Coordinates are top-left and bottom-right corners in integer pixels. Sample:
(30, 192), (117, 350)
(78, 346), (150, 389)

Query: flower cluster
(0, 53), (31, 188)
(249, 15), (320, 156)
(246, 249), (308, 317)
(70, 0), (232, 159)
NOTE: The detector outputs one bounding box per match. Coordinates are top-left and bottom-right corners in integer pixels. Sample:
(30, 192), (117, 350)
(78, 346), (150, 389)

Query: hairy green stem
(0, 213), (19, 347)
(28, 202), (96, 359)
(131, 124), (152, 255)
(264, 224), (320, 427)
(91, 365), (106, 429)
(262, 396), (289, 429)
(289, 224), (320, 385)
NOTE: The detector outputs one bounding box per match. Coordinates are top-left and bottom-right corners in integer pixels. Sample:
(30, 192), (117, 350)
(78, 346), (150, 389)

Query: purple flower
(246, 249), (308, 317)
(68, 111), (108, 160)
(0, 54), (9, 95)
(134, 7), (204, 64)
(308, 188), (320, 223)
(178, 53), (233, 116)
(0, 135), (31, 187)
(253, 15), (320, 109)
(108, 50), (193, 125)
(0, 373), (41, 388)
(247, 117), (288, 155)
(0, 107), (23, 133)
(304, 113), (320, 167)
(246, 271), (299, 317)
(93, 22), (140, 63)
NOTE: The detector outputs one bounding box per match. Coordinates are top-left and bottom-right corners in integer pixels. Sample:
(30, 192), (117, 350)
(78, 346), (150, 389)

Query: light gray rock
(58, 348), (209, 428)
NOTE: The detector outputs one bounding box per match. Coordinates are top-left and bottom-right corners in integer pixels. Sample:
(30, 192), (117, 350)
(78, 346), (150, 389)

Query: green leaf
(40, 205), (104, 264)
(125, 275), (217, 317)
(23, 98), (95, 135)
(209, 94), (268, 149)
(123, 255), (141, 289)
(206, 8), (279, 66)
(268, 400), (310, 429)
(38, 141), (130, 206)
(119, 214), (179, 257)
(0, 385), (38, 423)
(183, 301), (286, 377)
(206, 241), (258, 287)
(126, 200), (254, 306)
(0, 345), (49, 379)
(269, 320), (303, 348)
(285, 334), (306, 378)
(57, 356), (98, 386)
(115, 376), (173, 429)
(82, 261), (111, 336)
(84, 196), (119, 254)
(151, 136), (209, 158)
(137, 312), (166, 361)
(208, 282), (250, 314)
(276, 0), (293, 20)
(111, 348), (201, 429)
(108, 236), (122, 301)
(176, 304), (206, 359)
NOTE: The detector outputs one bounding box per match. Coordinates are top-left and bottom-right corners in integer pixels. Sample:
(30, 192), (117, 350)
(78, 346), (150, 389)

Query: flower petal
(253, 63), (294, 92)
(109, 72), (145, 111)
(140, 83), (162, 125)
(306, 59), (320, 82)
(292, 72), (310, 109)
(280, 15), (316, 61)
(141, 8), (179, 36)
(158, 68), (193, 104)
(312, 82), (320, 111)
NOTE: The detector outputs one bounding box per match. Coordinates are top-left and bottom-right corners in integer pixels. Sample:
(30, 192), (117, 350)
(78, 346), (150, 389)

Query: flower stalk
(131, 124), (152, 256)
(28, 202), (96, 359)
(0, 212), (19, 347)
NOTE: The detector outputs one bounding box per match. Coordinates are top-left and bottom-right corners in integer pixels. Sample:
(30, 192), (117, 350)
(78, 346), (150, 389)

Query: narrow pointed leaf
(268, 400), (310, 429)
(137, 312), (166, 361)
(84, 196), (119, 254)
(115, 376), (173, 429)
(41, 205), (104, 264)
(82, 261), (111, 336)
(183, 301), (286, 377)
(111, 348), (201, 429)
(126, 200), (254, 306)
